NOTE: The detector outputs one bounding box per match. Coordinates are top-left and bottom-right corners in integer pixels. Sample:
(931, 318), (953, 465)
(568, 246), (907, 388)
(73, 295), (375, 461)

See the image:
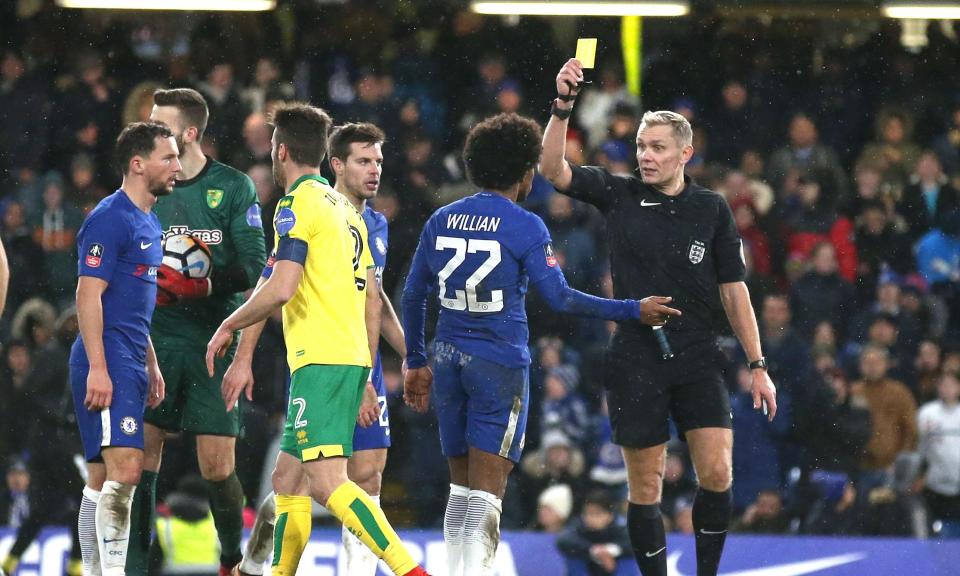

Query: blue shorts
(352, 357), (391, 451)
(70, 359), (148, 462)
(432, 341), (529, 463)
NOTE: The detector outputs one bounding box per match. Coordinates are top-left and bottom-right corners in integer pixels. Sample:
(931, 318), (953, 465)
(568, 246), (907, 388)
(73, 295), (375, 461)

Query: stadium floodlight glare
(470, 1), (690, 17)
(882, 2), (960, 19)
(56, 0), (275, 10)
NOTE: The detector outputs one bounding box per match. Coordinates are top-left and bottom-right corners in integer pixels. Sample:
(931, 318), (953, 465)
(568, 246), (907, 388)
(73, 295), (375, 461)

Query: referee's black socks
(692, 488), (732, 576)
(627, 502), (667, 576)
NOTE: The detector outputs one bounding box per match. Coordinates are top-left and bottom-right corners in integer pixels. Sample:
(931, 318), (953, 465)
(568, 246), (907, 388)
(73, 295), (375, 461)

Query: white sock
(80, 486), (101, 576)
(462, 490), (502, 576)
(239, 491), (276, 576)
(341, 494), (380, 576)
(444, 484), (470, 576)
(95, 481), (135, 576)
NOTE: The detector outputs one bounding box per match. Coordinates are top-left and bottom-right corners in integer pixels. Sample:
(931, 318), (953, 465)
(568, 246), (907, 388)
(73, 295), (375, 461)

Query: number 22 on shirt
(435, 236), (503, 313)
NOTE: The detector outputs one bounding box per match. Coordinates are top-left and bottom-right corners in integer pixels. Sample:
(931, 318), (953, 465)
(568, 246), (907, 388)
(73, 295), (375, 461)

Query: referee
(541, 59), (777, 576)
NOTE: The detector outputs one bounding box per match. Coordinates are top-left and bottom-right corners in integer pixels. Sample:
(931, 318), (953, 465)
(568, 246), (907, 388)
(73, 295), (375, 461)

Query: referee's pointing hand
(638, 296), (682, 326)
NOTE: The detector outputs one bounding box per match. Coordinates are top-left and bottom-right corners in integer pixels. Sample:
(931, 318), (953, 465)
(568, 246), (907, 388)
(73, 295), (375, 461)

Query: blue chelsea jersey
(70, 190), (163, 366)
(363, 206), (389, 289)
(406, 192), (561, 368)
(363, 206), (389, 388)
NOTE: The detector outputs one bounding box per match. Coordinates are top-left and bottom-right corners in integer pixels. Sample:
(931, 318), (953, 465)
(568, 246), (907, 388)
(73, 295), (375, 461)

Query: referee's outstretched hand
(403, 366), (433, 414)
(638, 296), (682, 326)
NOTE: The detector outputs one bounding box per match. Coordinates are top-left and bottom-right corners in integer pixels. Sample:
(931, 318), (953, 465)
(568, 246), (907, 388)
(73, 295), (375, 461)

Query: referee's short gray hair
(640, 110), (693, 148)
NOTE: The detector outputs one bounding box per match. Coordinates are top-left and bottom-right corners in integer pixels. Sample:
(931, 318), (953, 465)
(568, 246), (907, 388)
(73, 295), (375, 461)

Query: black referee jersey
(563, 164), (746, 342)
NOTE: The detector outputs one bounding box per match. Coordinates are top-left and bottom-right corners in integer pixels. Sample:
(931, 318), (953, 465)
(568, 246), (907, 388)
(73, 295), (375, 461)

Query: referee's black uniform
(561, 165), (746, 448)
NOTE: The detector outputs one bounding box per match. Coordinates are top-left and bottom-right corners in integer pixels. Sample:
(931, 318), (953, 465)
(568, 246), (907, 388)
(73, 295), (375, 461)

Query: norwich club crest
(206, 189), (224, 209)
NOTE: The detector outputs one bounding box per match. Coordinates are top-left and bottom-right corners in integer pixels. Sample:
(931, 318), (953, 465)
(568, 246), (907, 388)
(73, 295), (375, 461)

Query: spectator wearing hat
(542, 365), (591, 451)
(0, 458), (30, 530)
(594, 139), (633, 176)
(509, 430), (586, 529)
(537, 484), (574, 533)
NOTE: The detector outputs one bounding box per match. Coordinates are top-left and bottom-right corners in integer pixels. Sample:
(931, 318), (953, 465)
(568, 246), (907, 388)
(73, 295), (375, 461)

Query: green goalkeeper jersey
(152, 157), (266, 349)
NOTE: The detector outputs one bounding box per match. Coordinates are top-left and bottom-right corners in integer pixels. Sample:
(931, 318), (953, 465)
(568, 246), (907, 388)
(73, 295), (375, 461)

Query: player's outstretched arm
(540, 58), (583, 191)
(219, 276), (269, 408)
(719, 281), (777, 420)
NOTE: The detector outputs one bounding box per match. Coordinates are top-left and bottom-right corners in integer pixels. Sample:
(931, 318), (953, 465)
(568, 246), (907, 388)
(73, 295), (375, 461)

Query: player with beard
(121, 89), (266, 576)
(70, 121), (176, 576)
(227, 122), (404, 576)
(207, 102), (429, 576)
(401, 113), (677, 576)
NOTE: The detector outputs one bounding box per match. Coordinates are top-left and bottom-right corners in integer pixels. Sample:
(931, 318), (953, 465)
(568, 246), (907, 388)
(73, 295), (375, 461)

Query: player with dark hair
(207, 103), (428, 576)
(71, 121), (177, 576)
(402, 112), (677, 576)
(228, 122), (404, 576)
(120, 88), (267, 576)
(541, 59), (777, 576)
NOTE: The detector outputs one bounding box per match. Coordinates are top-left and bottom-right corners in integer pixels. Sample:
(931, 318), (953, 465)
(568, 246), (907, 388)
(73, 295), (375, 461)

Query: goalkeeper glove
(156, 264), (211, 305)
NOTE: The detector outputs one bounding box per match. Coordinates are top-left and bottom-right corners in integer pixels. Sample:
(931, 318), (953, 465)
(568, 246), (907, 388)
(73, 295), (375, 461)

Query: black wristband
(550, 100), (573, 120)
(557, 92), (577, 102)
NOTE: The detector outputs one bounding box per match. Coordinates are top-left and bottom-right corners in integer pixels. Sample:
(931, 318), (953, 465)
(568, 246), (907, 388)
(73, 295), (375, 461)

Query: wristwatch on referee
(748, 357), (768, 371)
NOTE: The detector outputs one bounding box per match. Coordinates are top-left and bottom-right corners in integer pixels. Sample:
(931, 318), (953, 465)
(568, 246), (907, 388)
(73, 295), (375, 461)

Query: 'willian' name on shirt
(445, 213), (502, 233)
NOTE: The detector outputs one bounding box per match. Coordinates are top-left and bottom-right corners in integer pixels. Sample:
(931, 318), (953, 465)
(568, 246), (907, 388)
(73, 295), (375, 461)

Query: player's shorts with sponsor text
(604, 329), (732, 449)
(145, 347), (242, 437)
(352, 356), (391, 451)
(71, 358), (148, 462)
(280, 364), (370, 462)
(432, 341), (529, 463)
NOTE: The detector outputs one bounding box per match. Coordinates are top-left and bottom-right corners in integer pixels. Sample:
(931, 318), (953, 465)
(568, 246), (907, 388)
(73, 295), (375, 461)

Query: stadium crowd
(1, 1), (959, 557)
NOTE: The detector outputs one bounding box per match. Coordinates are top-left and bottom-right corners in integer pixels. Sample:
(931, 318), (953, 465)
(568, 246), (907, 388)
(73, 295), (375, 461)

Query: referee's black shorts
(604, 329), (732, 449)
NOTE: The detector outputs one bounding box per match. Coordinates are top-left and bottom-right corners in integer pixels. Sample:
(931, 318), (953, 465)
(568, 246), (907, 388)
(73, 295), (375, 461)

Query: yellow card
(576, 38), (597, 69)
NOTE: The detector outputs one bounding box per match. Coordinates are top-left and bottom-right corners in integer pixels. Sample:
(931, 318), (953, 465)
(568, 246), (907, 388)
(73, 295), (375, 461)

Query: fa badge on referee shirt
(688, 239), (705, 264)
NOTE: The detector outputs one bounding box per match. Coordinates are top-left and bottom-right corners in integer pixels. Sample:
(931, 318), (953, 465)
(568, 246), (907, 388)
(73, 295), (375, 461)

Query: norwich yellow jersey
(268, 174), (373, 373)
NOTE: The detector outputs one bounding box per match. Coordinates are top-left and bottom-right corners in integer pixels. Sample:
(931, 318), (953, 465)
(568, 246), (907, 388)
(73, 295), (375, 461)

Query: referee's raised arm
(540, 58), (583, 191)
